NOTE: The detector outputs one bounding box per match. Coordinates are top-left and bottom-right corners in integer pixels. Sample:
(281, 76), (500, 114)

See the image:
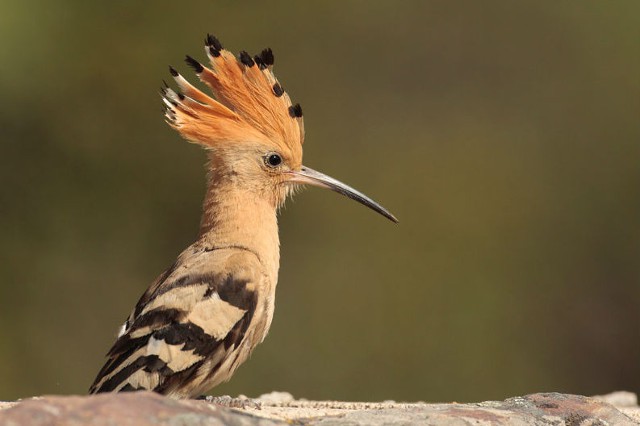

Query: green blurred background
(1, 1), (639, 402)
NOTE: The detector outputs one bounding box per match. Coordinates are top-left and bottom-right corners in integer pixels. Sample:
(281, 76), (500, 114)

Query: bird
(89, 34), (397, 399)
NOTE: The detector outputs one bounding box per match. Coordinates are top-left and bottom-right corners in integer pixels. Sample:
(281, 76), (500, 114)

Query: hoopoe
(89, 35), (397, 398)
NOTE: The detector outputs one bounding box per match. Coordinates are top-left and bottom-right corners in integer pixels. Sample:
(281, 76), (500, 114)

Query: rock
(0, 392), (280, 426)
(255, 391), (295, 405)
(0, 391), (638, 425)
(593, 391), (638, 408)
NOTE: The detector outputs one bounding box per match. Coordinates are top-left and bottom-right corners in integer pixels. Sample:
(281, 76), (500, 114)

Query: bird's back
(89, 243), (274, 398)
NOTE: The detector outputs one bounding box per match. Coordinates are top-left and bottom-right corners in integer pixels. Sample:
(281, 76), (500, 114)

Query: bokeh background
(1, 1), (638, 402)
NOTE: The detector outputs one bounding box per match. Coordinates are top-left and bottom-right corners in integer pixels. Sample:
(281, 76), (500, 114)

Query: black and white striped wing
(89, 251), (261, 397)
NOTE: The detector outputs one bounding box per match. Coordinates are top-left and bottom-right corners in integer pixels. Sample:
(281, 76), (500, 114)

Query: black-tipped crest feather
(185, 55), (203, 73)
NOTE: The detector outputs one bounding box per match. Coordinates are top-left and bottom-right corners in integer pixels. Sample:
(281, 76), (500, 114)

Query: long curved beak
(288, 166), (398, 223)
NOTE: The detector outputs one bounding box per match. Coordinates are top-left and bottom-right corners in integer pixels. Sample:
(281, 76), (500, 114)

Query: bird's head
(163, 35), (397, 223)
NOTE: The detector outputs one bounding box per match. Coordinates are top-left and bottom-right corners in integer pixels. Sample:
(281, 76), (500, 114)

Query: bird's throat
(197, 175), (281, 278)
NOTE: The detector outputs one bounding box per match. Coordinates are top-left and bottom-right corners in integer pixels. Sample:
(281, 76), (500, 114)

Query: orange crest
(162, 35), (304, 161)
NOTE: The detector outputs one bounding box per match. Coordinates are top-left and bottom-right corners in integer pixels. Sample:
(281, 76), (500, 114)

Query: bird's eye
(265, 153), (283, 168)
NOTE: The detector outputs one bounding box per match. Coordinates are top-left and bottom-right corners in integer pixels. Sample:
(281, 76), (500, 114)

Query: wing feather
(90, 249), (261, 397)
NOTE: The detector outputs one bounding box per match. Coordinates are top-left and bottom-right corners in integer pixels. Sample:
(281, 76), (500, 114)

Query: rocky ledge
(0, 391), (638, 425)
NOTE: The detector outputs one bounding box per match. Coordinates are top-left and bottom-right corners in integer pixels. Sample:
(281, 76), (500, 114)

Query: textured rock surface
(0, 391), (638, 425)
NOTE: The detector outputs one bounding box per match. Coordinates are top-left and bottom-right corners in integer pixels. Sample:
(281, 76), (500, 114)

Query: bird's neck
(196, 169), (280, 279)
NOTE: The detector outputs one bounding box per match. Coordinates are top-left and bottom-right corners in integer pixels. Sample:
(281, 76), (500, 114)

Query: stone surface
(0, 392), (279, 426)
(0, 391), (638, 425)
